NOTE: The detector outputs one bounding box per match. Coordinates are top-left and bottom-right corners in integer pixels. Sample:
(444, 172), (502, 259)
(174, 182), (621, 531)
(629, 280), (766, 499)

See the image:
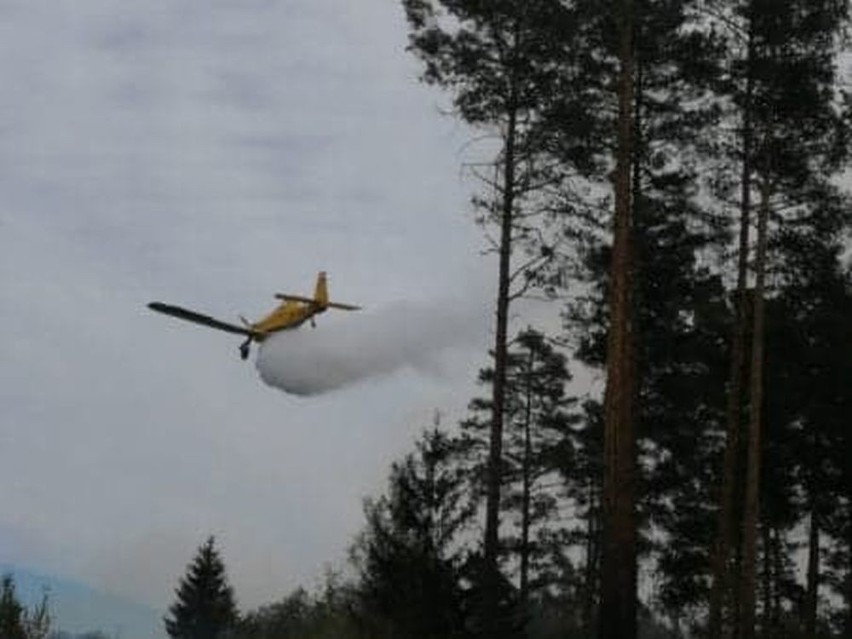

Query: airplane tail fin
(275, 272), (360, 310)
(314, 271), (329, 307)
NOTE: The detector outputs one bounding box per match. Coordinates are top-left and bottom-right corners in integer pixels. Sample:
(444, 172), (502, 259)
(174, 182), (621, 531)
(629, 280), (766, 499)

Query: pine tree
(400, 2), (579, 631)
(165, 536), (239, 639)
(703, 3), (851, 636)
(599, 4), (637, 633)
(501, 330), (578, 608)
(557, 1), (727, 634)
(460, 327), (578, 610)
(763, 235), (852, 636)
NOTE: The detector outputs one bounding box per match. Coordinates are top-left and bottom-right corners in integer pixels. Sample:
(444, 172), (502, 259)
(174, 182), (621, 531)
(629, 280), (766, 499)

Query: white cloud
(256, 299), (486, 396)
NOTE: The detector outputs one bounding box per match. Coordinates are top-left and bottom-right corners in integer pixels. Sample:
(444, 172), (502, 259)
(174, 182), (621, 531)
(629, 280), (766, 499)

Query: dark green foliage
(560, 2), (731, 631)
(0, 574), (28, 639)
(460, 327), (579, 602)
(164, 537), (238, 639)
(235, 575), (362, 639)
(458, 554), (524, 639)
(634, 205), (730, 625)
(236, 588), (315, 639)
(351, 429), (470, 639)
(394, 0), (852, 635)
(403, 0), (572, 125)
(761, 244), (852, 636)
(401, 3), (584, 632)
(702, 2), (852, 635)
(0, 574), (50, 639)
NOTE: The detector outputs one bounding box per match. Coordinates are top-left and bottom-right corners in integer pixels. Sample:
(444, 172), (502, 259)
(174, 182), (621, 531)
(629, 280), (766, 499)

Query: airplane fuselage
(250, 301), (326, 338)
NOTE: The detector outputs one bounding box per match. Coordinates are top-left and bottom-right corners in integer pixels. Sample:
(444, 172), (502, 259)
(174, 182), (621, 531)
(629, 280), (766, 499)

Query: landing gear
(239, 338), (251, 360)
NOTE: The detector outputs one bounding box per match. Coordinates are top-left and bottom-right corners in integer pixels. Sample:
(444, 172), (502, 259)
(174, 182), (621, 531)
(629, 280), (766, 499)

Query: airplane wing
(274, 294), (318, 304)
(325, 302), (361, 310)
(274, 294), (361, 311)
(148, 302), (259, 338)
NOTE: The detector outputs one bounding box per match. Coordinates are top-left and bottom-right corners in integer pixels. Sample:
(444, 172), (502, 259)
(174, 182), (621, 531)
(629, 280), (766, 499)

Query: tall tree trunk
(583, 481), (599, 635)
(760, 523), (772, 637)
(804, 511), (819, 639)
(599, 0), (637, 637)
(737, 172), (770, 639)
(519, 347), (535, 608)
(483, 56), (519, 633)
(709, 26), (755, 639)
(772, 528), (783, 633)
(847, 499), (852, 639)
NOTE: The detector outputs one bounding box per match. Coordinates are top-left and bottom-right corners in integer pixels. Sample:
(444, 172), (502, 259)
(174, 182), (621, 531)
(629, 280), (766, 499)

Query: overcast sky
(0, 0), (505, 611)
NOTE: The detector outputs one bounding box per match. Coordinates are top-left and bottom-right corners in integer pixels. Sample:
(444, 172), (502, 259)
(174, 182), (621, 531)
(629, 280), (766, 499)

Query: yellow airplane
(148, 272), (361, 360)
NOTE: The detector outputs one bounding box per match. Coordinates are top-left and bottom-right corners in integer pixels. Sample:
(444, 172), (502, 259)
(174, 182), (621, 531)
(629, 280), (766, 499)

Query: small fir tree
(0, 574), (27, 639)
(165, 536), (238, 639)
(352, 428), (471, 639)
(0, 574), (51, 639)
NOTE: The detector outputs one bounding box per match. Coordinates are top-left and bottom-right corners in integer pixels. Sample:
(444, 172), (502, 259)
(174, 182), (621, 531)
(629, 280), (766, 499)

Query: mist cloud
(255, 300), (485, 395)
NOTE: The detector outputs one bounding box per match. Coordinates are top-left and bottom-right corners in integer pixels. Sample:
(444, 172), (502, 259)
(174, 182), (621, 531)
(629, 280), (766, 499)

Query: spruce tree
(352, 428), (470, 639)
(165, 536), (239, 639)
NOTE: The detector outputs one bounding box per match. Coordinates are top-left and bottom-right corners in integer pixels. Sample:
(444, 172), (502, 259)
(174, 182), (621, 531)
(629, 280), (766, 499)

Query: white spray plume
(255, 300), (486, 396)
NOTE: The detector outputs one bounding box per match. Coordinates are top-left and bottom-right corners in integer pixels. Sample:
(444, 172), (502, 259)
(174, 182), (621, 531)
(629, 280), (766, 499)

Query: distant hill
(0, 565), (166, 639)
